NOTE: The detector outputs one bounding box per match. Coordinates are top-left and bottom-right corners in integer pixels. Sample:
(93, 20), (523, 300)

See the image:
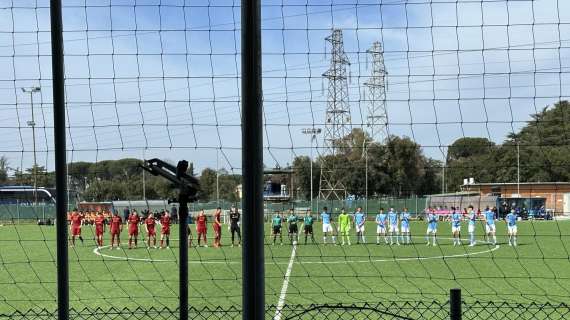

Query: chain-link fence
(3, 302), (569, 320)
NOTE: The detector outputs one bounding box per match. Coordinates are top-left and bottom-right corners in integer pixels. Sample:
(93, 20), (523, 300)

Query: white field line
(273, 242), (298, 320)
(92, 236), (500, 264)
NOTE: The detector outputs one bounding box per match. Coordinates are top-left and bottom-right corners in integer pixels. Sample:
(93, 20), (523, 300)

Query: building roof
(428, 191), (480, 197)
(464, 182), (570, 186)
(264, 168), (294, 174)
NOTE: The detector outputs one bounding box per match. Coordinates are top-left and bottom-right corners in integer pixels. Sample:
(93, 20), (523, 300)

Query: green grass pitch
(0, 220), (569, 314)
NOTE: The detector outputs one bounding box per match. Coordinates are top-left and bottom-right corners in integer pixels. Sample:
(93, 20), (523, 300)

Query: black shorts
(289, 224), (298, 234)
(230, 224), (240, 233)
(304, 225), (313, 234)
(273, 226), (281, 234)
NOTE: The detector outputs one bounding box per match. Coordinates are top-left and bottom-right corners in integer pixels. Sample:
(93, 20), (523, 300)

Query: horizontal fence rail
(3, 302), (570, 320)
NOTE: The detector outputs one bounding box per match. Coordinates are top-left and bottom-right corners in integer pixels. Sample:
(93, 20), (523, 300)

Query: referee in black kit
(229, 206), (241, 247)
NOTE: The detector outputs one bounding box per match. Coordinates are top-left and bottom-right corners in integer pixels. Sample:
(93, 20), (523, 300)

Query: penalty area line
(273, 242), (297, 320)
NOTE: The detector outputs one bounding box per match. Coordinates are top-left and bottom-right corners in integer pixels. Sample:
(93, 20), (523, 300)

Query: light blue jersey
(321, 212), (331, 225)
(388, 211), (398, 226)
(400, 212), (410, 228)
(451, 212), (462, 228)
(468, 211), (476, 226)
(376, 213), (387, 226)
(485, 210), (495, 225)
(506, 213), (517, 226)
(355, 212), (365, 226)
(428, 213), (438, 229)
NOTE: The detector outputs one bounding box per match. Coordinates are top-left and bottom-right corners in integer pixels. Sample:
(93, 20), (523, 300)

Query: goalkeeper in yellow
(338, 208), (351, 246)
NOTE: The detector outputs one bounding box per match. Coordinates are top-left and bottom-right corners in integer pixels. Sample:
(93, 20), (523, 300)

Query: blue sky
(0, 0), (569, 175)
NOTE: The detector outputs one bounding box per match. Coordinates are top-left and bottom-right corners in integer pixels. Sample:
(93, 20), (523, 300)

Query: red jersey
(145, 217), (156, 231)
(128, 214), (140, 226)
(70, 213), (82, 227)
(196, 215), (207, 232)
(160, 215), (171, 228)
(94, 215), (105, 227)
(110, 215), (122, 233)
(94, 215), (105, 234)
(213, 212), (221, 230)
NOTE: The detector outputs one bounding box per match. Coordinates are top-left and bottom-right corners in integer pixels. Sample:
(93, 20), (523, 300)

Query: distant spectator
(123, 207), (130, 222)
(171, 205), (178, 224)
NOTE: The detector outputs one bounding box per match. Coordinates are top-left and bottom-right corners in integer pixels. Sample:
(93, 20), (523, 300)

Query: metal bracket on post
(140, 158), (199, 320)
(450, 288), (462, 320)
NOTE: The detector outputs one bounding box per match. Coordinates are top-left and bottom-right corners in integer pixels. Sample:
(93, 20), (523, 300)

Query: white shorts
(486, 224), (496, 233)
(468, 224), (475, 233)
(389, 224), (398, 233)
(507, 225), (518, 234)
(427, 226), (437, 234)
(322, 223), (333, 233)
(452, 226), (461, 233)
(400, 225), (410, 233)
(356, 225), (365, 233)
(376, 225), (386, 234)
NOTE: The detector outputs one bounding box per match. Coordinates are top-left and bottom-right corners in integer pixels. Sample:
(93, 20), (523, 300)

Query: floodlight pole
(216, 148), (220, 205)
(242, 0), (264, 318)
(517, 142), (520, 196)
(363, 139), (368, 214)
(142, 149), (146, 201)
(22, 86), (41, 206)
(302, 128), (321, 211)
(49, 0), (69, 319)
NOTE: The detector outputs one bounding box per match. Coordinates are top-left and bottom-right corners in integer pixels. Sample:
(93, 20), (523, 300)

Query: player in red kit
(145, 213), (157, 248)
(128, 210), (140, 249)
(196, 209), (208, 247)
(94, 211), (106, 248)
(110, 211), (123, 250)
(69, 210), (84, 247)
(160, 211), (171, 249)
(213, 207), (222, 248)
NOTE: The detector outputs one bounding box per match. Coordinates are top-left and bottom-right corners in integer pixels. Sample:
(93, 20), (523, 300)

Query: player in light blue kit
(388, 208), (399, 245)
(450, 207), (462, 246)
(321, 207), (336, 245)
(376, 208), (388, 245)
(354, 207), (366, 244)
(467, 205), (477, 246)
(426, 210), (438, 246)
(400, 208), (411, 244)
(505, 209), (518, 246)
(484, 207), (497, 245)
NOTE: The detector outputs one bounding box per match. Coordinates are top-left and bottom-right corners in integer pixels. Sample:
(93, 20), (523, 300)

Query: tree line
(445, 101), (570, 190)
(1, 100), (568, 201)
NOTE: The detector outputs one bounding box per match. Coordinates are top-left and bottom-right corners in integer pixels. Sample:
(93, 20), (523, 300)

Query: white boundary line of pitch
(273, 242), (297, 320)
(92, 237), (501, 265)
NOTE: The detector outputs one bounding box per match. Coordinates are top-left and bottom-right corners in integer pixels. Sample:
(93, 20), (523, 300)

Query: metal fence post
(241, 0), (264, 318)
(179, 198), (189, 320)
(50, 0), (69, 319)
(450, 288), (462, 320)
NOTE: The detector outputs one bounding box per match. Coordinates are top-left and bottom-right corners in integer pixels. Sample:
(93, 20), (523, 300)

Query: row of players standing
(269, 206), (411, 246)
(270, 205), (519, 247)
(68, 206), (244, 249)
(425, 206), (518, 246)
